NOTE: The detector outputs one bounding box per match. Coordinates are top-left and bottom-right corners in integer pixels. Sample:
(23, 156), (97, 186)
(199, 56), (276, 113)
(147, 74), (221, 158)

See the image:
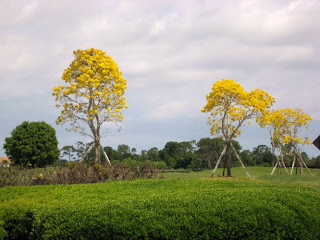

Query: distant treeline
(60, 138), (320, 170)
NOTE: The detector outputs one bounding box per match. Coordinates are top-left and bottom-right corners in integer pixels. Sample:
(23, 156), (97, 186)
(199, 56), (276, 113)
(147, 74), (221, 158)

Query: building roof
(0, 156), (11, 163)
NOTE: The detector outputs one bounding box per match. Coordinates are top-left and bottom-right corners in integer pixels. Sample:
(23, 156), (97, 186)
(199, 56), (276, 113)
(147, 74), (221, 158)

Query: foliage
(0, 162), (160, 188)
(3, 121), (59, 168)
(0, 179), (319, 239)
(201, 79), (275, 139)
(257, 108), (312, 147)
(53, 48), (127, 163)
(257, 108), (313, 174)
(201, 79), (275, 176)
(251, 145), (276, 166)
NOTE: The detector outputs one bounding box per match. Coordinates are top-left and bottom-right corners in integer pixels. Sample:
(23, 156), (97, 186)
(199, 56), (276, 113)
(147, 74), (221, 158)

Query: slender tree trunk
(94, 140), (101, 163)
(298, 155), (304, 175)
(226, 143), (232, 177)
(278, 163), (281, 175)
(222, 156), (226, 176)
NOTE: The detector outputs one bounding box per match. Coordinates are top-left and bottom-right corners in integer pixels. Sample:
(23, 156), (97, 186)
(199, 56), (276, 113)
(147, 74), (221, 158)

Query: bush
(0, 162), (160, 188)
(3, 121), (59, 167)
(0, 179), (319, 239)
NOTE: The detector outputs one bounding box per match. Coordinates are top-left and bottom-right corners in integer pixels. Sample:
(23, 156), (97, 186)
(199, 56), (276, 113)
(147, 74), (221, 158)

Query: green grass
(161, 167), (320, 189)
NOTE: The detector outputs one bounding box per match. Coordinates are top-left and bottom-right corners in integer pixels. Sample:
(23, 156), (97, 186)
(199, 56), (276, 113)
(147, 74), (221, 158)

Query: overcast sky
(1, 0), (319, 157)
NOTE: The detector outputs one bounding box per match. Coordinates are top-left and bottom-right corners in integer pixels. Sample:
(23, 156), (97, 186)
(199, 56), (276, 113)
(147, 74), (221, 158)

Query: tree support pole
(80, 143), (94, 162)
(297, 153), (312, 176)
(100, 144), (112, 167)
(271, 162), (278, 175)
(281, 158), (289, 175)
(230, 143), (251, 178)
(211, 145), (227, 177)
(290, 156), (296, 175)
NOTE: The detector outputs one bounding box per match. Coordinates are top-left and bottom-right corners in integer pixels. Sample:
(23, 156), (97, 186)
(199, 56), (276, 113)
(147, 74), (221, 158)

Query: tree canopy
(202, 79), (275, 177)
(53, 48), (127, 164)
(4, 121), (59, 167)
(258, 108), (313, 175)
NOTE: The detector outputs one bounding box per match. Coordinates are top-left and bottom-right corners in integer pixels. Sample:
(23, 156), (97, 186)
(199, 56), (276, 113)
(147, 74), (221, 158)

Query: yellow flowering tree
(257, 109), (289, 175)
(53, 48), (127, 164)
(259, 108), (312, 175)
(202, 79), (275, 177)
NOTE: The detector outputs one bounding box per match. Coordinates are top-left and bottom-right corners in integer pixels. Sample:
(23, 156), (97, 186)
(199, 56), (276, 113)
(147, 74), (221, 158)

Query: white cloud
(147, 101), (188, 120)
(16, 1), (39, 23)
(0, 0), (319, 157)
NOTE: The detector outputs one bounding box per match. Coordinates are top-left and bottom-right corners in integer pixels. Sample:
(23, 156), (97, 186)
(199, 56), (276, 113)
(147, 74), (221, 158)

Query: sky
(0, 0), (320, 158)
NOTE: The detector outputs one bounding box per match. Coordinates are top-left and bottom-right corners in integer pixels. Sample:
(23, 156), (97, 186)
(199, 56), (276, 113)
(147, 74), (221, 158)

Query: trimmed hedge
(0, 179), (319, 239)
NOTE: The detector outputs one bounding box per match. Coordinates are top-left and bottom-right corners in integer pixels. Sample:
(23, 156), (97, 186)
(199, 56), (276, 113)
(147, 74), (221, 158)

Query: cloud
(16, 1), (39, 23)
(0, 0), (319, 157)
(146, 101), (188, 120)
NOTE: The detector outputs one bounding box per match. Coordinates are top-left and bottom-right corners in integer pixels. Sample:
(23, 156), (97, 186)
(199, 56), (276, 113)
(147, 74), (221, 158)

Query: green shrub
(0, 179), (319, 239)
(0, 162), (160, 188)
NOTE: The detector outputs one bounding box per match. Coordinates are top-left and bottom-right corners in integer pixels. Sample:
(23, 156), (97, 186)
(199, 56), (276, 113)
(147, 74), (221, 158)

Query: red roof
(0, 156), (10, 163)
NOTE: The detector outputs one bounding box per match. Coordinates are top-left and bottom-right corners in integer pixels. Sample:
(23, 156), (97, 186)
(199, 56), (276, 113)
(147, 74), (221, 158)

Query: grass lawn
(161, 167), (320, 189)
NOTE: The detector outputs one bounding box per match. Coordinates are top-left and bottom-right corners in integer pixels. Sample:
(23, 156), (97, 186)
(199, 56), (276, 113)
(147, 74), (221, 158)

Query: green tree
(104, 146), (121, 161)
(252, 145), (276, 166)
(117, 144), (131, 160)
(61, 145), (76, 161)
(4, 121), (59, 167)
(196, 138), (224, 168)
(53, 48), (127, 164)
(147, 147), (160, 161)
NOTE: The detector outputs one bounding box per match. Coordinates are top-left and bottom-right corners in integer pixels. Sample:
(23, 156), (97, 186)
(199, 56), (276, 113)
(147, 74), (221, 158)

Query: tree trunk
(298, 156), (304, 175)
(226, 143), (232, 177)
(94, 140), (101, 163)
(222, 156), (226, 176)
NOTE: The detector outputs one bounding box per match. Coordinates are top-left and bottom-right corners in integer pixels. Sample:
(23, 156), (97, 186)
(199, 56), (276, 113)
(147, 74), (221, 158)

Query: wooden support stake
(100, 144), (112, 167)
(297, 153), (312, 176)
(230, 143), (251, 178)
(271, 162), (278, 175)
(290, 156), (296, 175)
(211, 145), (227, 177)
(80, 143), (94, 162)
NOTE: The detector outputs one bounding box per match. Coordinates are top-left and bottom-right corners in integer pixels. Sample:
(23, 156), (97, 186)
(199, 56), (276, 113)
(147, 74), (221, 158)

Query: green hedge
(0, 179), (319, 239)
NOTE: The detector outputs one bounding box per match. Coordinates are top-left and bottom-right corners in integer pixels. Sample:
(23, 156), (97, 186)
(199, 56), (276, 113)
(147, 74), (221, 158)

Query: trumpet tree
(53, 48), (127, 164)
(201, 79), (275, 177)
(258, 108), (312, 175)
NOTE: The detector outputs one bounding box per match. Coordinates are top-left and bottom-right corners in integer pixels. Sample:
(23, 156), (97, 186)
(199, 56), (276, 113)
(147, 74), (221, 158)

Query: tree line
(60, 138), (320, 171)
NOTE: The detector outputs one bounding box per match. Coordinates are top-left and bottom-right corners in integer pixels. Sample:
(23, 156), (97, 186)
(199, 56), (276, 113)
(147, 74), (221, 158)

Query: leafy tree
(251, 145), (276, 166)
(201, 79), (275, 177)
(147, 147), (160, 161)
(53, 48), (127, 164)
(117, 144), (131, 160)
(309, 155), (320, 168)
(104, 146), (121, 162)
(160, 141), (197, 169)
(258, 108), (313, 175)
(3, 121), (59, 167)
(239, 150), (254, 166)
(61, 145), (76, 161)
(140, 150), (148, 161)
(196, 138), (224, 168)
